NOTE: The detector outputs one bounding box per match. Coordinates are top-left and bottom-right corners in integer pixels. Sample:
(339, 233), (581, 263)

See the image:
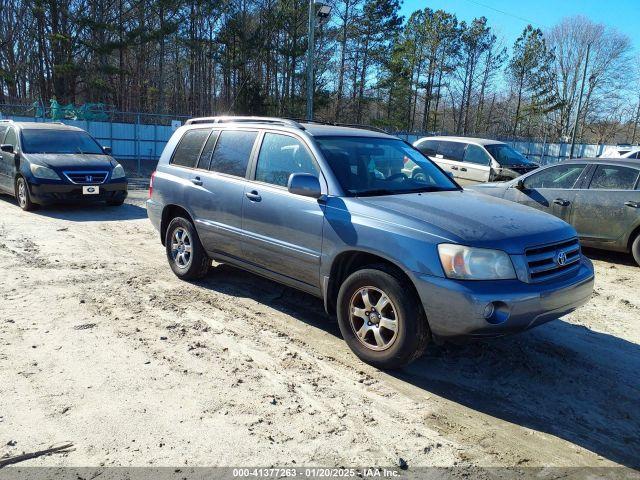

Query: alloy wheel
(170, 227), (193, 269)
(349, 286), (399, 351)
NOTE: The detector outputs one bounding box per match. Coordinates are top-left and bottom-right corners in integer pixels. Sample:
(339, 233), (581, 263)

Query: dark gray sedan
(469, 159), (640, 265)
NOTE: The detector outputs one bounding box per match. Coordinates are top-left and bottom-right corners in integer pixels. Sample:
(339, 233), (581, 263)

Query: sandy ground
(0, 191), (638, 471)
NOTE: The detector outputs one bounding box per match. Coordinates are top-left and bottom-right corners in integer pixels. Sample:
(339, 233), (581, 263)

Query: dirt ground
(0, 191), (638, 471)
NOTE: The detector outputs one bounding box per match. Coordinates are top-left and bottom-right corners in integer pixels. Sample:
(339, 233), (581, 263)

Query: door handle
(460, 167), (467, 172)
(625, 201), (640, 208)
(553, 198), (570, 206)
(245, 190), (262, 202)
(451, 165), (459, 170)
(191, 177), (203, 186)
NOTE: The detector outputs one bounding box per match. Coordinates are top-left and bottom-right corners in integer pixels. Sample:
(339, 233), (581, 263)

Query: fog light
(483, 302), (495, 320)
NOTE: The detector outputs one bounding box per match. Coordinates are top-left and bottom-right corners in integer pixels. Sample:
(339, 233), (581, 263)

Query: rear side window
(417, 140), (438, 156)
(589, 165), (640, 190)
(171, 129), (211, 168)
(210, 130), (258, 177)
(439, 141), (465, 161)
(524, 164), (586, 189)
(197, 130), (220, 170)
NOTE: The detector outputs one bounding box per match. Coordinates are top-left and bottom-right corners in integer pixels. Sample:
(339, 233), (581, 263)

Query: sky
(399, 0), (640, 55)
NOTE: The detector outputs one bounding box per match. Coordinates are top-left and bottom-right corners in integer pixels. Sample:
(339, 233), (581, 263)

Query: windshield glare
(20, 129), (105, 155)
(484, 144), (532, 166)
(316, 136), (458, 196)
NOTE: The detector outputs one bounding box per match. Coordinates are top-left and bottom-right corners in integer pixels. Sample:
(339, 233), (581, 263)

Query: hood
(347, 189), (576, 254)
(26, 153), (115, 170)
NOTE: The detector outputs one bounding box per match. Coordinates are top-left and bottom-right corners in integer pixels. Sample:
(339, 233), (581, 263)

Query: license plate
(83, 186), (100, 195)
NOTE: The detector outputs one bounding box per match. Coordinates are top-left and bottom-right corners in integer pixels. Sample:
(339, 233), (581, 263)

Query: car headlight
(111, 163), (126, 179)
(438, 244), (516, 280)
(30, 163), (60, 180)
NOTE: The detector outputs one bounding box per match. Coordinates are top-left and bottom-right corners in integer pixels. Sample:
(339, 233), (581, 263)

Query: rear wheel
(15, 176), (36, 211)
(165, 216), (210, 280)
(632, 234), (640, 267)
(336, 265), (430, 369)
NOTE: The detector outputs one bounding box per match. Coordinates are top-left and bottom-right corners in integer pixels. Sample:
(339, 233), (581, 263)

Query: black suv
(0, 120), (128, 210)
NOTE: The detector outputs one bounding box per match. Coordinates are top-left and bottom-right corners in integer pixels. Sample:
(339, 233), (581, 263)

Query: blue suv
(0, 120), (127, 210)
(147, 117), (594, 369)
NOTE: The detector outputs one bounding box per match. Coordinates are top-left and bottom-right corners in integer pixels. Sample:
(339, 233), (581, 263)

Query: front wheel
(15, 176), (36, 211)
(336, 265), (430, 369)
(165, 217), (210, 280)
(632, 234), (640, 267)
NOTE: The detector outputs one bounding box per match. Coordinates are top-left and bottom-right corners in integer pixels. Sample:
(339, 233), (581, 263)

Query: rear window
(171, 129), (211, 168)
(209, 130), (258, 177)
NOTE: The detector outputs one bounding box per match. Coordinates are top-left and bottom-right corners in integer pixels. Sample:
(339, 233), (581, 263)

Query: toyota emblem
(556, 250), (567, 266)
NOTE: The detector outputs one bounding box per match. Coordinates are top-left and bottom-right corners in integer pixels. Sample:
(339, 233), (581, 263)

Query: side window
(4, 128), (17, 147)
(524, 164), (586, 189)
(210, 130), (258, 177)
(417, 140), (438, 156)
(171, 128), (211, 168)
(0, 126), (7, 143)
(463, 144), (491, 165)
(439, 141), (465, 161)
(589, 165), (640, 190)
(255, 133), (319, 187)
(196, 130), (220, 170)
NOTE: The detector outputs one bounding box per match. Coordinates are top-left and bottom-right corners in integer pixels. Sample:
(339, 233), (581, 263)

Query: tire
(165, 216), (210, 280)
(632, 233), (640, 267)
(336, 264), (430, 369)
(15, 176), (36, 211)
(107, 198), (125, 206)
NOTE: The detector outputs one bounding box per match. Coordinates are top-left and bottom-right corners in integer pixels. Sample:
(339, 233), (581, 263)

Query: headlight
(111, 163), (126, 179)
(30, 163), (60, 180)
(438, 244), (516, 280)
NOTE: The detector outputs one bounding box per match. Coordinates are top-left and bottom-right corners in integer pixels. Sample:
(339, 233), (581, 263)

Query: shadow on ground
(583, 247), (637, 267)
(0, 194), (148, 222)
(202, 263), (639, 468)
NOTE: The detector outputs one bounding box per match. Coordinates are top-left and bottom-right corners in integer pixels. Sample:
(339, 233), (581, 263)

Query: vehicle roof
(416, 136), (505, 146)
(0, 120), (83, 132)
(566, 157), (640, 168)
(300, 123), (396, 139)
(182, 117), (398, 139)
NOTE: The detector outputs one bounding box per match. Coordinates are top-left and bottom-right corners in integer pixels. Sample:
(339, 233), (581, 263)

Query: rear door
(461, 144), (492, 183)
(241, 131), (325, 288)
(571, 164), (640, 247)
(504, 163), (588, 222)
(434, 141), (466, 180)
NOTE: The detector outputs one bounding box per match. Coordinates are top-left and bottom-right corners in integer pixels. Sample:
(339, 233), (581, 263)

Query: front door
(241, 131), (325, 287)
(0, 126), (15, 192)
(504, 163), (587, 222)
(571, 164), (640, 247)
(460, 144), (492, 183)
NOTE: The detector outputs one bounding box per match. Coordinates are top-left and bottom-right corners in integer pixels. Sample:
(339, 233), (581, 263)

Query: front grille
(525, 238), (581, 283)
(63, 171), (109, 184)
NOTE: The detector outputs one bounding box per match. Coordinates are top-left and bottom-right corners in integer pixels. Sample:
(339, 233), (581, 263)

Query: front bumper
(414, 256), (595, 339)
(29, 180), (128, 205)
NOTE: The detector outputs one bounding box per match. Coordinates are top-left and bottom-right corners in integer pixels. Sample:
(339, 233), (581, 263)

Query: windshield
(20, 129), (105, 155)
(484, 144), (533, 166)
(315, 136), (459, 196)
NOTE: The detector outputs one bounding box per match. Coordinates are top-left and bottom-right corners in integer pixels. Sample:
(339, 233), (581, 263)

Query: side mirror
(102, 146), (112, 155)
(0, 144), (14, 154)
(515, 179), (526, 191)
(288, 173), (322, 199)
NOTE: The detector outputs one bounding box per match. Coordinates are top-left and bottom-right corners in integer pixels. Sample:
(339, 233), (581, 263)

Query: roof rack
(289, 118), (390, 135)
(185, 116), (305, 130)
